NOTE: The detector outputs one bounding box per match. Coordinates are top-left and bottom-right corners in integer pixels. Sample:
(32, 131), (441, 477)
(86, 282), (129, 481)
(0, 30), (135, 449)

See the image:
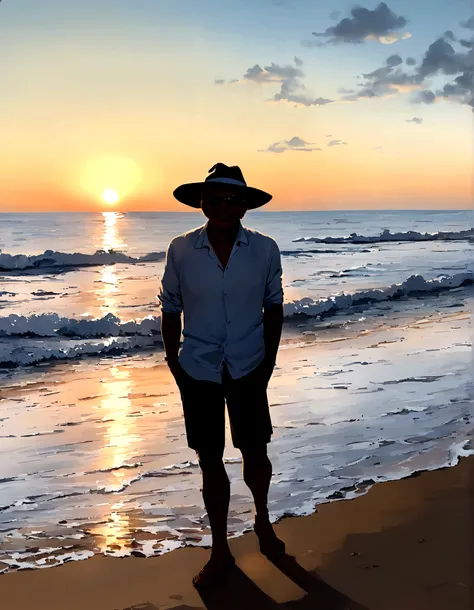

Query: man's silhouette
(158, 163), (285, 588)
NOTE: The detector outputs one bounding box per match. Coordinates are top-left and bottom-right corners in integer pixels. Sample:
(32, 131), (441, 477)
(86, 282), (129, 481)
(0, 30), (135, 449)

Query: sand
(1, 455), (471, 610)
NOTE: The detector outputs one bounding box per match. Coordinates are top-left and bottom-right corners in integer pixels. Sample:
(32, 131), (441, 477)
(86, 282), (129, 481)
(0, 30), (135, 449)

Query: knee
(196, 450), (225, 474)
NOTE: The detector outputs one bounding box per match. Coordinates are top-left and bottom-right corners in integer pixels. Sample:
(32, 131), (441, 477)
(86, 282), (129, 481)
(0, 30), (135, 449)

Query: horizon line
(0, 208), (470, 214)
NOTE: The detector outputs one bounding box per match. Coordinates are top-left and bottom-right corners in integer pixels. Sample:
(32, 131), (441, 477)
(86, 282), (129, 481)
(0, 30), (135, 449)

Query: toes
(192, 558), (235, 589)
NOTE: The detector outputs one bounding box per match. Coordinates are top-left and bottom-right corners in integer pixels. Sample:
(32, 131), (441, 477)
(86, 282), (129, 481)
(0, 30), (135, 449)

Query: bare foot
(254, 517), (285, 559)
(192, 550), (235, 589)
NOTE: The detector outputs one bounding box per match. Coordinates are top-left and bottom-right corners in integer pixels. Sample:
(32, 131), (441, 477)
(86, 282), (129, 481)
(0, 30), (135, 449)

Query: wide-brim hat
(173, 163), (272, 210)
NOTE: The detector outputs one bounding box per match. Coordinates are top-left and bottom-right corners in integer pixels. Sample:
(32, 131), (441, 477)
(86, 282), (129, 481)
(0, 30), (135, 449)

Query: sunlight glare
(81, 156), (142, 204)
(102, 189), (119, 204)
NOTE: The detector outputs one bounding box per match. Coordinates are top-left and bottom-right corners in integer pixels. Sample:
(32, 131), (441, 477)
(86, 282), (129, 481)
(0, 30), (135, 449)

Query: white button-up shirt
(157, 221), (284, 383)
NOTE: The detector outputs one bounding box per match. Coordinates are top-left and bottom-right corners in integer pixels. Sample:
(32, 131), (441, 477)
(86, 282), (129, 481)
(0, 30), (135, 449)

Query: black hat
(173, 163), (272, 210)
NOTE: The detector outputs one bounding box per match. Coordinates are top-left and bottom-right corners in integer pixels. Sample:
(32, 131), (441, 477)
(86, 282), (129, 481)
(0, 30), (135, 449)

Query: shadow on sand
(196, 554), (368, 610)
(120, 555), (367, 609)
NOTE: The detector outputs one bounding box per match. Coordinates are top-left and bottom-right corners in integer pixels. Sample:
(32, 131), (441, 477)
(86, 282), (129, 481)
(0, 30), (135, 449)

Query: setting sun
(102, 189), (119, 205)
(80, 156), (142, 208)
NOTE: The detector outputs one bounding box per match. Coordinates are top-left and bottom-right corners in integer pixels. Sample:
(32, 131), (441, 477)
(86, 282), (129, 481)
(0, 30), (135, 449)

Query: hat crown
(205, 163), (247, 186)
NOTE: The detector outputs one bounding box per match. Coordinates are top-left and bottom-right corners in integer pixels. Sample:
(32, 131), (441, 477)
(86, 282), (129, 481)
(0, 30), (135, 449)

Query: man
(158, 163), (285, 588)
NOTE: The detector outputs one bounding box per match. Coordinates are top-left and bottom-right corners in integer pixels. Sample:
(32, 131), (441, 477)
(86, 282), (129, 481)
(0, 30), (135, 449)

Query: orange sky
(1, 1), (472, 212)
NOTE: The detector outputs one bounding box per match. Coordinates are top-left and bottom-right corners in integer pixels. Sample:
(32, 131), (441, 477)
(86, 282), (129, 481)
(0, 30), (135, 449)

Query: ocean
(0, 210), (472, 572)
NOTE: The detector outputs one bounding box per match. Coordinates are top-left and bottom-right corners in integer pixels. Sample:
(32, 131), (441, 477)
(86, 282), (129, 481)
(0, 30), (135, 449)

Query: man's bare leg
(193, 450), (234, 587)
(241, 445), (285, 557)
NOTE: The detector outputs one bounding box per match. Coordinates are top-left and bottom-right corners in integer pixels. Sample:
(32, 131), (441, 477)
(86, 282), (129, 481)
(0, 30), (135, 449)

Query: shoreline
(2, 456), (472, 610)
(1, 283), (471, 373)
(0, 302), (472, 573)
(0, 280), (471, 370)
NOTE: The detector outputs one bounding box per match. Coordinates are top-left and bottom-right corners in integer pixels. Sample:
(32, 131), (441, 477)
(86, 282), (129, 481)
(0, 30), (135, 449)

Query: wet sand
(1, 455), (472, 610)
(0, 302), (472, 575)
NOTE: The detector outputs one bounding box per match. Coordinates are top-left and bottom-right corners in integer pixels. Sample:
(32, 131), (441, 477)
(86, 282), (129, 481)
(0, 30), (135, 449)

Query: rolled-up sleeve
(263, 239), (284, 308)
(157, 240), (183, 314)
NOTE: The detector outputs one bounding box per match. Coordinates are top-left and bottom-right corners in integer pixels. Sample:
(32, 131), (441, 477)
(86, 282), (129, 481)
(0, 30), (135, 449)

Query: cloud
(416, 89), (436, 104)
(405, 117), (423, 124)
(438, 72), (474, 105)
(223, 57), (334, 108)
(414, 35), (474, 110)
(272, 85), (333, 106)
(214, 79), (225, 85)
(386, 53), (403, 67)
(311, 3), (409, 45)
(460, 16), (474, 30)
(342, 28), (473, 109)
(377, 32), (412, 45)
(242, 62), (303, 84)
(418, 38), (461, 78)
(327, 139), (348, 146)
(341, 53), (422, 101)
(337, 87), (355, 94)
(330, 10), (341, 21)
(258, 136), (322, 153)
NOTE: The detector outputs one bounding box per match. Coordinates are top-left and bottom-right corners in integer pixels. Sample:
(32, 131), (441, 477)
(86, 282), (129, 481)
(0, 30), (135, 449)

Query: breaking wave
(0, 312), (161, 337)
(0, 247), (365, 273)
(1, 272), (471, 367)
(293, 228), (474, 245)
(0, 249), (165, 273)
(2, 226), (472, 275)
(283, 272), (473, 317)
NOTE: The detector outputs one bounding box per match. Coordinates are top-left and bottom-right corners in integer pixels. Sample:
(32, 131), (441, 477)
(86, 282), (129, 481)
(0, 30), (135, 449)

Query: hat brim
(173, 182), (272, 210)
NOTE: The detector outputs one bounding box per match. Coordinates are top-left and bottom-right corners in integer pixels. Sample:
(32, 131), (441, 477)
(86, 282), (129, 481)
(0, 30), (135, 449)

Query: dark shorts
(176, 360), (273, 453)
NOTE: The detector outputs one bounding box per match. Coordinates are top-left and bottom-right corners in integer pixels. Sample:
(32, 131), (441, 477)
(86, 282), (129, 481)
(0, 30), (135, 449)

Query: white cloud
(258, 136), (322, 153)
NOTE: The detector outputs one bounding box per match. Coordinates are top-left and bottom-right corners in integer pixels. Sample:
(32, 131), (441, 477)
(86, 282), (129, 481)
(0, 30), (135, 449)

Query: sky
(0, 0), (473, 212)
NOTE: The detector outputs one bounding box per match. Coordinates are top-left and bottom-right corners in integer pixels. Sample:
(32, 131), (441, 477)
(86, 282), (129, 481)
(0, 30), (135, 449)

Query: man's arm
(157, 241), (183, 376)
(263, 239), (284, 368)
(263, 304), (284, 366)
(161, 312), (182, 369)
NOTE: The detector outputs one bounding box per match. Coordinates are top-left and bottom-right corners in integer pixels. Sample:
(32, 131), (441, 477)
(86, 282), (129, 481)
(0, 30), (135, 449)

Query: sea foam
(0, 249), (165, 272)
(293, 228), (474, 244)
(283, 272), (473, 317)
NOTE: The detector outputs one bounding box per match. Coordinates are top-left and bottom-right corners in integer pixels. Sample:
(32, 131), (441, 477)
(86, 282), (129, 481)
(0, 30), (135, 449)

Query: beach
(1, 455), (472, 610)
(1, 210), (473, 605)
(2, 0), (474, 604)
(0, 296), (472, 580)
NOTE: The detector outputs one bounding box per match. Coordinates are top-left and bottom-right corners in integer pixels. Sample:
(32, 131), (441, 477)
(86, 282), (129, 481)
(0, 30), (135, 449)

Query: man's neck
(206, 221), (240, 245)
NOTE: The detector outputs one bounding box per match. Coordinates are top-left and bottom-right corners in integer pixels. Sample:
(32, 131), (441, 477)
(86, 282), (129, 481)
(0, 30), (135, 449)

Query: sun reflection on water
(102, 211), (125, 252)
(97, 212), (126, 317)
(95, 366), (140, 551)
(98, 266), (119, 316)
(90, 216), (141, 551)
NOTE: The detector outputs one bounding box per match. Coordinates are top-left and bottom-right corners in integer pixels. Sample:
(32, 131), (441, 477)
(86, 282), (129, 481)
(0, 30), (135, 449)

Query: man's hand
(263, 304), (283, 372)
(262, 303), (283, 386)
(167, 359), (183, 385)
(161, 313), (182, 384)
(260, 356), (276, 386)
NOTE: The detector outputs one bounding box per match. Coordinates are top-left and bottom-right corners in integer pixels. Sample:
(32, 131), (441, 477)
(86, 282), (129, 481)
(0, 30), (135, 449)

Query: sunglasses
(204, 194), (246, 207)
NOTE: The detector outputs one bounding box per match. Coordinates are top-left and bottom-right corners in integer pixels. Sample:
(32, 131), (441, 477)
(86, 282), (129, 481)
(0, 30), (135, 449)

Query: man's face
(201, 188), (248, 228)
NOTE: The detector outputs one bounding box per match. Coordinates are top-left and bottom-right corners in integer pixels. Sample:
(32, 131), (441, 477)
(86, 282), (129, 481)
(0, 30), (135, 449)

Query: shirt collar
(194, 221), (249, 249)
